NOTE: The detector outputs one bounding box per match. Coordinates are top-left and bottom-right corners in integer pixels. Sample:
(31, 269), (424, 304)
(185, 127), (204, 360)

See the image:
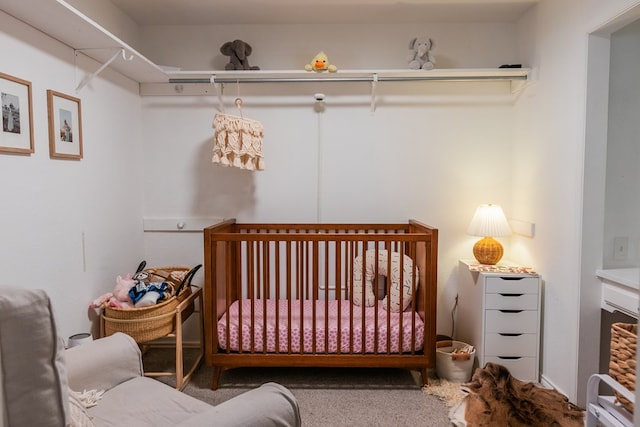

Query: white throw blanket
(69, 389), (105, 427)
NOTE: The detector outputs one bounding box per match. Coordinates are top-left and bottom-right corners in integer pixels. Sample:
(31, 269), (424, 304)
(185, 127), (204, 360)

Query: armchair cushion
(176, 382), (302, 427)
(65, 333), (143, 392)
(0, 285), (69, 427)
(87, 376), (210, 426)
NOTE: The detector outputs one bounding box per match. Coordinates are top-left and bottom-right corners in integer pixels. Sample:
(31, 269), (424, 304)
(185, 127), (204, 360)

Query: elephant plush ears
(220, 39), (252, 58)
(409, 37), (434, 50)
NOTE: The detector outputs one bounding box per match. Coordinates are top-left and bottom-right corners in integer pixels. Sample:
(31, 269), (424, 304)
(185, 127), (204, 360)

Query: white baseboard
(539, 374), (573, 403)
(539, 374), (554, 389)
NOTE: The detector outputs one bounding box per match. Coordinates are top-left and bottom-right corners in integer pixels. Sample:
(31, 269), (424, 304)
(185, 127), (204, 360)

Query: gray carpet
(143, 348), (451, 426)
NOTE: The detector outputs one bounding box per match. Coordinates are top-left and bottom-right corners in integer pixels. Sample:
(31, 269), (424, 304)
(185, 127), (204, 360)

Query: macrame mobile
(211, 86), (265, 171)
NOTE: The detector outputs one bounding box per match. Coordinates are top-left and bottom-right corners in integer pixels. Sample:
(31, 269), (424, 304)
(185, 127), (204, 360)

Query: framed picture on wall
(47, 89), (83, 160)
(0, 72), (34, 155)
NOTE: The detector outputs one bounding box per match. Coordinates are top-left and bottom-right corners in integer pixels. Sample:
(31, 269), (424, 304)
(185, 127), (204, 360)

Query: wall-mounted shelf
(166, 68), (529, 84)
(141, 68), (530, 96)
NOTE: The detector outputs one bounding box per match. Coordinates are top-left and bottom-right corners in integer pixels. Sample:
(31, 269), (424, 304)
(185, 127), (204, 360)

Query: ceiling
(107, 0), (539, 25)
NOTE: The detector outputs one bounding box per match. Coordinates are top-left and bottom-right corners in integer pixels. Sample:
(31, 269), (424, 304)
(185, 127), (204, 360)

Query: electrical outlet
(614, 236), (628, 260)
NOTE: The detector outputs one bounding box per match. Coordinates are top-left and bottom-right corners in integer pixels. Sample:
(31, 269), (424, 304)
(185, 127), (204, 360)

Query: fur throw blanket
(463, 363), (584, 426)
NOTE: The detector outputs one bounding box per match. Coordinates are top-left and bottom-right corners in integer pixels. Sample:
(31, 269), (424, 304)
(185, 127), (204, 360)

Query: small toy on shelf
(304, 51), (337, 72)
(407, 37), (436, 70)
(220, 39), (260, 70)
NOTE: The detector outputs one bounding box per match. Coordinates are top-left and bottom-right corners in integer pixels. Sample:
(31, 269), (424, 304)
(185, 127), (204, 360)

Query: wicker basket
(102, 265), (200, 344)
(609, 322), (637, 413)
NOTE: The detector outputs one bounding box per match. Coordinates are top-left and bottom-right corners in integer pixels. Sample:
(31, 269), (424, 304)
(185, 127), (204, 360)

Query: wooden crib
(203, 219), (438, 389)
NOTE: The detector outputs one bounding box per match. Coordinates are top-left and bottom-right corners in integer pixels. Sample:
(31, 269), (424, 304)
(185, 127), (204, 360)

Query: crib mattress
(217, 299), (424, 353)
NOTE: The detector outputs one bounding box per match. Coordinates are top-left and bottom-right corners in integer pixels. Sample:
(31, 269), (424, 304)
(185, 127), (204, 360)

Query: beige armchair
(0, 285), (301, 427)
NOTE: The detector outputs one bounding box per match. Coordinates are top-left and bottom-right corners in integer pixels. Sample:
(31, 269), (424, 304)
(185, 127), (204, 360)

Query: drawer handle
(497, 356), (522, 360)
(499, 310), (523, 313)
(499, 277), (524, 281)
(499, 293), (523, 297)
(499, 333), (523, 337)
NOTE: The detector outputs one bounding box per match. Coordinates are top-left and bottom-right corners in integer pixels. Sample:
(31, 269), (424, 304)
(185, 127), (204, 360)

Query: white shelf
(142, 68), (530, 96)
(166, 68), (529, 84)
(0, 0), (168, 84)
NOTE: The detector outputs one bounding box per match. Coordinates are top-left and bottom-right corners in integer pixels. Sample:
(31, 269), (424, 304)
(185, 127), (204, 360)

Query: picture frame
(47, 89), (83, 160)
(0, 72), (34, 154)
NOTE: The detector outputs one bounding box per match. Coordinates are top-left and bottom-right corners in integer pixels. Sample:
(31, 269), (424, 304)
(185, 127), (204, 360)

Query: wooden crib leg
(211, 366), (223, 390)
(420, 368), (429, 386)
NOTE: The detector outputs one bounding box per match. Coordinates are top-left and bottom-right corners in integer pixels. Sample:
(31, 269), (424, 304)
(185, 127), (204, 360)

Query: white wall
(514, 0), (640, 404)
(0, 11), (145, 341)
(604, 19), (640, 269)
(138, 23), (519, 71)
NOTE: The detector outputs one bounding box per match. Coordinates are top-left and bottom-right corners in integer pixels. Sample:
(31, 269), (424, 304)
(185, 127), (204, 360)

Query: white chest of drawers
(456, 260), (542, 382)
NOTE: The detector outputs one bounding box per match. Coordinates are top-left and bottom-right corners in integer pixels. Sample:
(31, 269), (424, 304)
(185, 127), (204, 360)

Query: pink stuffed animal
(90, 274), (135, 309)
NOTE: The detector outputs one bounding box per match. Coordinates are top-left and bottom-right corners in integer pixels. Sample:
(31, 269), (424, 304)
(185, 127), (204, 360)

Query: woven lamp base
(473, 237), (504, 265)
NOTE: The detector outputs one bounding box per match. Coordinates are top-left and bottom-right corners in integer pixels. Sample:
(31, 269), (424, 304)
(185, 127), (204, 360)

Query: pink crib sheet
(217, 299), (424, 353)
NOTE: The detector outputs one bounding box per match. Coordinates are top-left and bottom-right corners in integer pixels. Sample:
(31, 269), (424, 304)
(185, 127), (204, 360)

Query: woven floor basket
(102, 266), (196, 343)
(609, 322), (637, 413)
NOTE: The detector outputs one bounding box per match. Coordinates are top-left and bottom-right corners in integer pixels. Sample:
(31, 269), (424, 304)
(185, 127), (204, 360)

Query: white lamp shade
(467, 204), (512, 237)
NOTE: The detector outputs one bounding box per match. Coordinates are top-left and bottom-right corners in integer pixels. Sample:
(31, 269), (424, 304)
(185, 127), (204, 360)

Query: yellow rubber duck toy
(305, 51), (337, 72)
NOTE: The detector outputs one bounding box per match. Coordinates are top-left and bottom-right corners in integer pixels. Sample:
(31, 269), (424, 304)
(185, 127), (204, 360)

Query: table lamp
(467, 204), (512, 265)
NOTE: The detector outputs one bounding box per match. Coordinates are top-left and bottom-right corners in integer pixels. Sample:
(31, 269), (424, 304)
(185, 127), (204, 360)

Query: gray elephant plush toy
(407, 37), (436, 70)
(220, 39), (260, 70)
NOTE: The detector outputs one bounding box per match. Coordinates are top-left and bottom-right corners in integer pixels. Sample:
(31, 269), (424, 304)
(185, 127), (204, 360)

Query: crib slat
(286, 240), (293, 354)
(374, 242), (380, 355)
(397, 243), (404, 354)
(323, 241), (329, 354)
(249, 240), (256, 353)
(336, 242), (343, 354)
(349, 240), (355, 355)
(225, 241), (232, 355)
(312, 240), (317, 354)
(410, 239), (416, 353)
(262, 240), (268, 354)
(298, 240), (304, 354)
(383, 241), (389, 355)
(360, 240), (366, 355)
(275, 240), (281, 354)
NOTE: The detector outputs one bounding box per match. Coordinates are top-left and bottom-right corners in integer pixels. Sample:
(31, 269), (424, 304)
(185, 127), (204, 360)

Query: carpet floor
(143, 347), (452, 426)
